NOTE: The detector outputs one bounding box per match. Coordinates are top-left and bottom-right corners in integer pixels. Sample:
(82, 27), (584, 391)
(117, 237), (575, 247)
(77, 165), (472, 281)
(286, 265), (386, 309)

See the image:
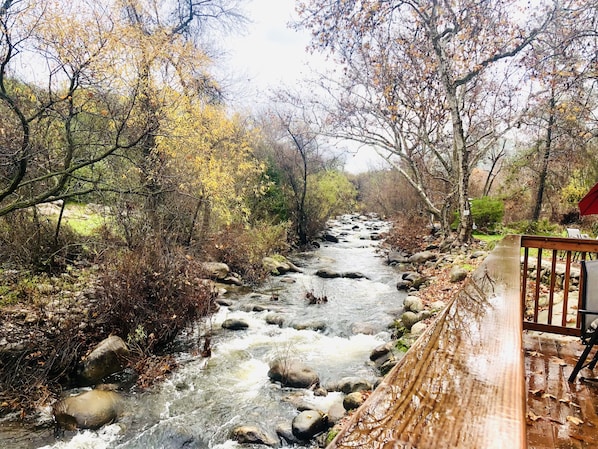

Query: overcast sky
(220, 0), (316, 108)
(219, 0), (383, 173)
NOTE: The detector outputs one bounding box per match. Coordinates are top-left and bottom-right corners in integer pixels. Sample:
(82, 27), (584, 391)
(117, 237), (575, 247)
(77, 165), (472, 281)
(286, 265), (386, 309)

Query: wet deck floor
(525, 330), (598, 448)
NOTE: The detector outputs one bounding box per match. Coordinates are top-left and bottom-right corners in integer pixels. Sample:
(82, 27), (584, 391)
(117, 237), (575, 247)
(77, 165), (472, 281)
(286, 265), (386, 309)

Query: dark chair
(569, 260), (598, 382)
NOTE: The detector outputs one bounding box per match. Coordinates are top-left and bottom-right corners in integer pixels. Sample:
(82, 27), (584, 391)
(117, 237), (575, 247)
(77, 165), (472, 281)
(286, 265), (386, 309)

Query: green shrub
(470, 197), (504, 233)
(507, 219), (559, 235)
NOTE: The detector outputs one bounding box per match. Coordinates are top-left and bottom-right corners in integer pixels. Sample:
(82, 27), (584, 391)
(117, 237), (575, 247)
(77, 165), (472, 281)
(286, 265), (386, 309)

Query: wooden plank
(524, 332), (598, 449)
(327, 235), (526, 449)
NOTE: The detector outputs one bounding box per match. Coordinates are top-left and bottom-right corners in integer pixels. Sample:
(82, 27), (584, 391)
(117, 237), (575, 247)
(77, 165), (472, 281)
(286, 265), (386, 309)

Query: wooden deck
(525, 331), (598, 448)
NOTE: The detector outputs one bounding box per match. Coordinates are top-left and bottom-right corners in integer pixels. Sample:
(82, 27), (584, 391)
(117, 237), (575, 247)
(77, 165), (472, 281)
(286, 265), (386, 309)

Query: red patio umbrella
(579, 182), (598, 215)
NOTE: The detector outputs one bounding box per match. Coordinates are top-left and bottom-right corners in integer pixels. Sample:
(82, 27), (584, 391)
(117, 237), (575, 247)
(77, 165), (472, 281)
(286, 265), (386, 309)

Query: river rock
(292, 410), (328, 440)
(408, 251), (437, 264)
(403, 296), (424, 312)
(262, 256), (303, 275)
(315, 268), (342, 279)
(222, 318), (249, 330)
(350, 322), (378, 335)
(78, 335), (129, 386)
(341, 271), (368, 279)
(450, 265), (469, 282)
(53, 389), (123, 430)
(327, 399), (347, 424)
(388, 250), (410, 265)
(276, 423), (300, 445)
(201, 262), (230, 280)
(411, 321), (427, 336)
(401, 311), (421, 330)
(470, 250), (488, 259)
(379, 357), (398, 375)
(268, 359), (319, 388)
(222, 274), (243, 286)
(265, 314), (285, 327)
(370, 341), (394, 362)
(292, 320), (326, 332)
(334, 377), (373, 394)
(343, 391), (366, 410)
(231, 425), (279, 446)
(215, 297), (234, 307)
(322, 233), (339, 243)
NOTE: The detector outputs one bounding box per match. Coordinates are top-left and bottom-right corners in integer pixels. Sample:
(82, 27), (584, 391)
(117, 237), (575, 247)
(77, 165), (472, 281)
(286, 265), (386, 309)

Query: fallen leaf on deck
(559, 398), (581, 408)
(567, 415), (584, 425)
(541, 393), (557, 400)
(550, 356), (567, 366)
(527, 411), (542, 422)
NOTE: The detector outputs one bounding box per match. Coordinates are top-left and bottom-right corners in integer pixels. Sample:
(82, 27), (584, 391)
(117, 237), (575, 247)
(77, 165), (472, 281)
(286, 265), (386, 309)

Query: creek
(11, 214), (407, 449)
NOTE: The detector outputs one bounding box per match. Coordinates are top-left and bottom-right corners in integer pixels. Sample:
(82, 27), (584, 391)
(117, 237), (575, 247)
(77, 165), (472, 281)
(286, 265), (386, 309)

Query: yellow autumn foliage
(157, 92), (265, 226)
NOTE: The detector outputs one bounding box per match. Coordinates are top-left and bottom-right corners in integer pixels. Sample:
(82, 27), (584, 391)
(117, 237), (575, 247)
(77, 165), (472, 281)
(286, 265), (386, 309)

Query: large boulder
(231, 425), (279, 446)
(315, 269), (342, 279)
(403, 296), (424, 313)
(292, 410), (328, 440)
(222, 318), (249, 330)
(263, 256), (303, 275)
(330, 377), (373, 394)
(387, 250), (410, 265)
(78, 335), (129, 386)
(201, 262), (231, 280)
(53, 389), (123, 430)
(408, 251), (437, 264)
(268, 359), (319, 388)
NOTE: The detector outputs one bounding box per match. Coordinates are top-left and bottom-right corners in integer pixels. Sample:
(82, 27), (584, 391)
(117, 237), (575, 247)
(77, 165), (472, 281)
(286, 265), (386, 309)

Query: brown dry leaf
(567, 415), (584, 425)
(550, 356), (568, 366)
(530, 388), (545, 396)
(527, 410), (542, 422)
(558, 398), (581, 408)
(541, 392), (557, 400)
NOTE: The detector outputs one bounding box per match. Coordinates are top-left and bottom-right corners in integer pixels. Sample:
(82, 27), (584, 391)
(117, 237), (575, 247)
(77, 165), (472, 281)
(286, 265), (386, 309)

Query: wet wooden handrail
(521, 235), (598, 336)
(328, 235), (525, 449)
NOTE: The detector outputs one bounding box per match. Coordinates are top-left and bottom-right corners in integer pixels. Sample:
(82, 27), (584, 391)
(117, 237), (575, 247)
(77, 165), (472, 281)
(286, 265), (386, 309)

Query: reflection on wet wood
(525, 332), (598, 449)
(328, 235), (526, 449)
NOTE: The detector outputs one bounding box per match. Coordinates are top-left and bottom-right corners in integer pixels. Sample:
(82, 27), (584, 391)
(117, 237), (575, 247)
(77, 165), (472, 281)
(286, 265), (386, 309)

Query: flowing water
(3, 214), (407, 449)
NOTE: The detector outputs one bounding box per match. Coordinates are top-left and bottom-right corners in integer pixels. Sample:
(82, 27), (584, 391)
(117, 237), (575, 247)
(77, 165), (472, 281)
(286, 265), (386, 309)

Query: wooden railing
(521, 235), (598, 337)
(326, 234), (598, 449)
(327, 235), (526, 449)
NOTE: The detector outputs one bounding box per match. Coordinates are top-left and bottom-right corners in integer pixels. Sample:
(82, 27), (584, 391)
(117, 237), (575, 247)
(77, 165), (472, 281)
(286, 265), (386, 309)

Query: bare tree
(297, 0), (557, 242)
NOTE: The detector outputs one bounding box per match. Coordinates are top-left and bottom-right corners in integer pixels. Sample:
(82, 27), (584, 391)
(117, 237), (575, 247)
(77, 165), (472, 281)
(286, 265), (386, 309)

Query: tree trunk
(532, 91), (556, 222)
